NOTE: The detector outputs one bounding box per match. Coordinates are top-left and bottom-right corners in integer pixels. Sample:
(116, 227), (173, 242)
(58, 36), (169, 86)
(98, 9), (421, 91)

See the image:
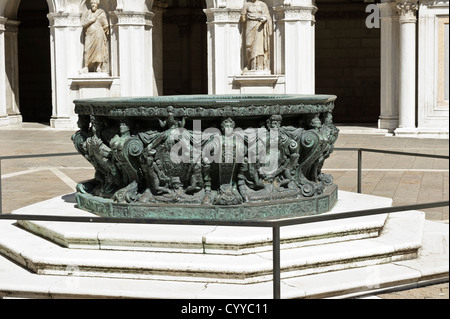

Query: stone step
(0, 218), (447, 299)
(0, 191), (446, 299)
(14, 191), (391, 255)
(18, 214), (386, 255)
(0, 209), (424, 284)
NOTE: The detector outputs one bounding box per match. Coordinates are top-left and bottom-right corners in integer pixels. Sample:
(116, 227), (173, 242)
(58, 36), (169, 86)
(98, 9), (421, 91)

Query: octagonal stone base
(0, 191), (448, 299)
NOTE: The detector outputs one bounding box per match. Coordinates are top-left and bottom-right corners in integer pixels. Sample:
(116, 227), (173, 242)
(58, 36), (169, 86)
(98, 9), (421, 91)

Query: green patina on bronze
(72, 94), (340, 221)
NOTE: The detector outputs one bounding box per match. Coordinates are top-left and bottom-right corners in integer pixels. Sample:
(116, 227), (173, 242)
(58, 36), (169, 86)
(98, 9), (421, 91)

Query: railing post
(357, 149), (362, 193)
(273, 225), (281, 299)
(0, 158), (2, 214)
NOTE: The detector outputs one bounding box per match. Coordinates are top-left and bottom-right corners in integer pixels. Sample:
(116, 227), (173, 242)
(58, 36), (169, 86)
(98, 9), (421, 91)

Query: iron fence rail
(333, 147), (449, 194)
(0, 148), (448, 299)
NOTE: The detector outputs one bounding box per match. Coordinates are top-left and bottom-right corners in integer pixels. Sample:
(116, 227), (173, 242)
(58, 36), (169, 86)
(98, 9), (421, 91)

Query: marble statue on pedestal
(80, 0), (109, 74)
(240, 0), (273, 74)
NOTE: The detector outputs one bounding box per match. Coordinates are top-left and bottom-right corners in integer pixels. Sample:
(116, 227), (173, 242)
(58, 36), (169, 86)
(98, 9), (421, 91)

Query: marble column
(0, 17), (9, 125)
(4, 20), (21, 124)
(47, 12), (83, 129)
(378, 1), (399, 132)
(395, 0), (418, 136)
(0, 17), (7, 125)
(204, 7), (242, 94)
(112, 11), (155, 97)
(275, 2), (317, 94)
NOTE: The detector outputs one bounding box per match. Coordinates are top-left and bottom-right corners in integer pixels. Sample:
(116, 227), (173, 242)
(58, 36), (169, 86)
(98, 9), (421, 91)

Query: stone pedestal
(0, 190), (447, 298)
(231, 74), (284, 94)
(69, 75), (120, 100)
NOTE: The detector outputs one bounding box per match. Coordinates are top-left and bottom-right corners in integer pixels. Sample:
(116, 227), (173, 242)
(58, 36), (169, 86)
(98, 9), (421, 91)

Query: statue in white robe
(240, 0), (273, 73)
(80, 0), (109, 73)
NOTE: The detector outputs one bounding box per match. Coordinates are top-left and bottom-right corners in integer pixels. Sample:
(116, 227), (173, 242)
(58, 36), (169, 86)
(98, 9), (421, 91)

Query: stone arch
(2, 0), (56, 18)
(1, 0), (128, 18)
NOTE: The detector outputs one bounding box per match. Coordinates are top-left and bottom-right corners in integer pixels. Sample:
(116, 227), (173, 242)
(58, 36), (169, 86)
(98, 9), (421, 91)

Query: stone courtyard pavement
(0, 123), (448, 299)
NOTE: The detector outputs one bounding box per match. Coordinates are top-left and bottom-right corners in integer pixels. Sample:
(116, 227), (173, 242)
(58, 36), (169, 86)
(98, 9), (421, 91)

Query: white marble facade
(378, 0), (449, 137)
(0, 0), (448, 137)
(0, 0), (157, 129)
(205, 0), (316, 95)
(0, 0), (317, 129)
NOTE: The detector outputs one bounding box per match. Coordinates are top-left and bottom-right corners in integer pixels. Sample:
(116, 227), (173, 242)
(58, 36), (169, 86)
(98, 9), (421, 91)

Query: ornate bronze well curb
(72, 94), (339, 221)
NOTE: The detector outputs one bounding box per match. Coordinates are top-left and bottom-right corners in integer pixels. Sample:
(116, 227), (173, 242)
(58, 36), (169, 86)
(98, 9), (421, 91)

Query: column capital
(0, 17), (6, 119)
(112, 11), (154, 27)
(203, 8), (241, 24)
(396, 0), (418, 22)
(273, 5), (317, 22)
(47, 12), (81, 28)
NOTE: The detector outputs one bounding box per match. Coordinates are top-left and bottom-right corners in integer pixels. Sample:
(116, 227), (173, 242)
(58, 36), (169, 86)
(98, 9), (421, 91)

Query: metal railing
(333, 147), (450, 194)
(0, 148), (448, 299)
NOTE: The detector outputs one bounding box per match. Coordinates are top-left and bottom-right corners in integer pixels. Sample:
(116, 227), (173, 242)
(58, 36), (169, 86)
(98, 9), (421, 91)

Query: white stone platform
(0, 191), (448, 299)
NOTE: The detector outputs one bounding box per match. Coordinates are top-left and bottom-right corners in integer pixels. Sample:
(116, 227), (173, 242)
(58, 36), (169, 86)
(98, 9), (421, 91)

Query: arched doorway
(315, 0), (381, 124)
(162, 0), (208, 95)
(17, 0), (52, 123)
